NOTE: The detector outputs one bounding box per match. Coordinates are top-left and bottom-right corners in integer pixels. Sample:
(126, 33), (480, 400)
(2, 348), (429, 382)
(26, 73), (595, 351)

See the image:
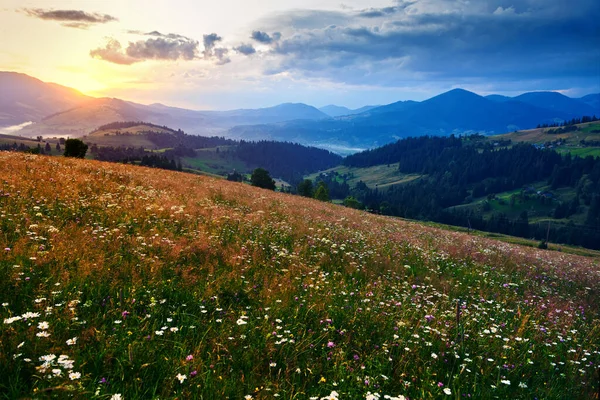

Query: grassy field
(1, 152), (599, 399)
(81, 134), (157, 149)
(89, 124), (174, 137)
(182, 148), (249, 176)
(307, 163), (421, 190)
(489, 121), (600, 156)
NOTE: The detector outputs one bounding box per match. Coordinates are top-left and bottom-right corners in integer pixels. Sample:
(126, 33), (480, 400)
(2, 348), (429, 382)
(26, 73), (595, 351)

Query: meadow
(0, 152), (599, 399)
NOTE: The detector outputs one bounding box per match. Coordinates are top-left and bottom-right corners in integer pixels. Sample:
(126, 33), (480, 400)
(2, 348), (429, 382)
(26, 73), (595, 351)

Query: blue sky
(1, 0), (598, 109)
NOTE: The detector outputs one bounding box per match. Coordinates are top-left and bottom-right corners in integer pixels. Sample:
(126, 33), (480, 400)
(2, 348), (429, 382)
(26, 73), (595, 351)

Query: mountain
(0, 71), (90, 126)
(319, 104), (379, 117)
(513, 91), (597, 116)
(230, 89), (584, 152)
(2, 72), (597, 150)
(485, 94), (511, 102)
(17, 97), (170, 138)
(579, 94), (600, 113)
(1, 72), (329, 138)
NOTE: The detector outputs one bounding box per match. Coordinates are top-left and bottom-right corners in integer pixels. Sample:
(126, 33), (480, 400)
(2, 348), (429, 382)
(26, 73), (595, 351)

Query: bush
(64, 139), (88, 158)
(251, 168), (276, 190)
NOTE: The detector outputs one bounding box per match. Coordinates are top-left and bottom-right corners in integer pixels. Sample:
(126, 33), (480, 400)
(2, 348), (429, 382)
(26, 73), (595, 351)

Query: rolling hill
(0, 71), (90, 126)
(230, 89), (596, 152)
(0, 72), (329, 138)
(2, 72), (598, 152)
(0, 152), (598, 398)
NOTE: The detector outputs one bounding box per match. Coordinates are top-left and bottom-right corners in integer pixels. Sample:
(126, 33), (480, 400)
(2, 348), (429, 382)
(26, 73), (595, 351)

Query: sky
(1, 0), (599, 110)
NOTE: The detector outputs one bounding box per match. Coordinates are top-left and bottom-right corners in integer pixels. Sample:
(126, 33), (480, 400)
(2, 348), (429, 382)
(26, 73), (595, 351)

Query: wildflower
(500, 379), (510, 385)
(443, 388), (451, 395)
(52, 368), (62, 376)
(186, 354), (194, 361)
(190, 370), (197, 377)
(431, 353), (438, 359)
(518, 382), (528, 388)
(110, 395), (122, 400)
(155, 330), (164, 336)
(327, 341), (335, 348)
(321, 391), (339, 400)
(36, 331), (50, 338)
(69, 371), (81, 380)
(176, 373), (187, 383)
(21, 312), (40, 319)
(236, 318), (247, 325)
(170, 327), (179, 332)
(38, 321), (49, 330)
(270, 362), (277, 367)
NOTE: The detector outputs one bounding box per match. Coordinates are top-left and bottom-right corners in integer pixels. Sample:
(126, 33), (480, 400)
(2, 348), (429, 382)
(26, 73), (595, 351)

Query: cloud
(90, 32), (200, 64)
(251, 30), (276, 44)
(23, 8), (117, 28)
(90, 39), (138, 65)
(234, 44), (256, 55)
(251, 0), (600, 91)
(202, 33), (230, 64)
(127, 36), (198, 61)
(203, 33), (222, 55)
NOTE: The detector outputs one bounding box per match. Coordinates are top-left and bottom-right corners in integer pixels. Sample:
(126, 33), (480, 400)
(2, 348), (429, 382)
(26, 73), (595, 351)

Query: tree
(227, 170), (244, 182)
(64, 139), (88, 158)
(251, 168), (276, 190)
(314, 181), (330, 202)
(343, 196), (363, 209)
(55, 142), (61, 152)
(44, 142), (51, 153)
(297, 179), (314, 197)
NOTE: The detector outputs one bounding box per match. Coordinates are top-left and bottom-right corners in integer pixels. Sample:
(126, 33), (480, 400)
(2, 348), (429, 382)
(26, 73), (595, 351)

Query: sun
(65, 76), (108, 96)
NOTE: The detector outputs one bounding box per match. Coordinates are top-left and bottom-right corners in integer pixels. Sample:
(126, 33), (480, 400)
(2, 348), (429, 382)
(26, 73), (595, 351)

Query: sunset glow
(1, 0), (598, 109)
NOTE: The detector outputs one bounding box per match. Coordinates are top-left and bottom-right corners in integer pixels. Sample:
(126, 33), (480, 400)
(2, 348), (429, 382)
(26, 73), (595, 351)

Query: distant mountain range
(318, 104), (379, 117)
(0, 71), (598, 153)
(0, 72), (329, 138)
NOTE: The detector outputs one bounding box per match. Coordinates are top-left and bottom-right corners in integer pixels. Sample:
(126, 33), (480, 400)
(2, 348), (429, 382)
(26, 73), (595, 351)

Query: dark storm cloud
(257, 0), (600, 90)
(234, 44), (257, 55)
(23, 8), (117, 28)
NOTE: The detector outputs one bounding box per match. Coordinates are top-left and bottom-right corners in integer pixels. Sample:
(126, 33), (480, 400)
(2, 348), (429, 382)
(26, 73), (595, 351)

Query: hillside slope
(1, 153), (599, 399)
(0, 71), (90, 126)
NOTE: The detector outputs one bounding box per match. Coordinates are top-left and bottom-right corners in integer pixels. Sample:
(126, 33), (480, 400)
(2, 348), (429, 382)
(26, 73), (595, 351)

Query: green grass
(182, 149), (249, 176)
(557, 147), (600, 157)
(488, 122), (600, 156)
(307, 163), (421, 190)
(82, 134), (157, 149)
(1, 152), (599, 399)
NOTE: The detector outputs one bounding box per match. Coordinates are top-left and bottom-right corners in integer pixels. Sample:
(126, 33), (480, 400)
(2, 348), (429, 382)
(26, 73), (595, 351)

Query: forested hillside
(314, 135), (600, 249)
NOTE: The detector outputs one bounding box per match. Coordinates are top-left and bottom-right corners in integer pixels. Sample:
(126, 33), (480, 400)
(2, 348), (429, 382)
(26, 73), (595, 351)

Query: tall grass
(1, 152), (598, 399)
